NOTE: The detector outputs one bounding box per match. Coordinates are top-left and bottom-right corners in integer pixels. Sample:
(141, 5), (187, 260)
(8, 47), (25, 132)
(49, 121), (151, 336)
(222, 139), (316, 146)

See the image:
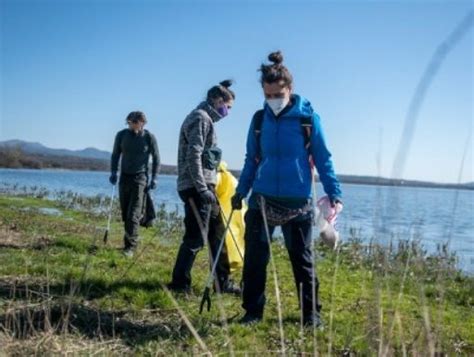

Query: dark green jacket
(111, 129), (160, 177)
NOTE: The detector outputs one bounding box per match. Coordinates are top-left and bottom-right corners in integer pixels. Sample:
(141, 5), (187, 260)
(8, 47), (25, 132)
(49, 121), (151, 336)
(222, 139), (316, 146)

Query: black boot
(239, 312), (263, 325)
(166, 282), (191, 294)
(219, 279), (242, 295)
(303, 312), (323, 329)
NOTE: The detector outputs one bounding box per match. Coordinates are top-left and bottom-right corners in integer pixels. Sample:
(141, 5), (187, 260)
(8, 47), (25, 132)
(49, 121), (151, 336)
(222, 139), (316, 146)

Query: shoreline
(1, 190), (473, 275)
(1, 166), (473, 192)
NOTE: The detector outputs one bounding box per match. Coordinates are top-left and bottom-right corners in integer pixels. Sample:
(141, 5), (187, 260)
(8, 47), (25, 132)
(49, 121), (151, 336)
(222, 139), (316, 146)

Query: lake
(1, 168), (473, 273)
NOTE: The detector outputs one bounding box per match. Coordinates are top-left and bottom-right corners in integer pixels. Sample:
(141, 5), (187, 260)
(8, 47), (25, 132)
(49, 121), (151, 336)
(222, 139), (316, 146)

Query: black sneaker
(220, 280), (242, 295)
(239, 313), (262, 325)
(303, 314), (323, 329)
(166, 282), (191, 294)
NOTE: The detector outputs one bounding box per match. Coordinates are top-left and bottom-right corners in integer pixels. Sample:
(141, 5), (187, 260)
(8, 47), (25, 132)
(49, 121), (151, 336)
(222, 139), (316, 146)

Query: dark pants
(242, 208), (321, 318)
(119, 173), (147, 250)
(171, 186), (231, 289)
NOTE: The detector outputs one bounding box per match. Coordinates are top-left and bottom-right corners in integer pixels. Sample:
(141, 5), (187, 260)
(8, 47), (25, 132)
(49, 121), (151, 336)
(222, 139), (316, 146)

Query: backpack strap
(300, 115), (313, 167)
(143, 129), (153, 181)
(144, 129), (155, 150)
(253, 110), (313, 165)
(300, 116), (312, 151)
(252, 110), (264, 164)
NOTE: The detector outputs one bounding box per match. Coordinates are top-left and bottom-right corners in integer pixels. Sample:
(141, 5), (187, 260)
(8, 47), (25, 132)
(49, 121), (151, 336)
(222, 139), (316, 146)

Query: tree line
(1, 146), (472, 190)
(0, 146), (179, 174)
(0, 147), (109, 171)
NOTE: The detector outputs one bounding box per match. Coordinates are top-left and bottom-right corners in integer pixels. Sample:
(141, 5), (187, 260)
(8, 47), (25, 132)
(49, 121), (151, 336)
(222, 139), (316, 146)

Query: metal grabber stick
(103, 184), (116, 244)
(259, 195), (286, 354)
(219, 209), (244, 261)
(198, 208), (235, 314)
(310, 163), (319, 351)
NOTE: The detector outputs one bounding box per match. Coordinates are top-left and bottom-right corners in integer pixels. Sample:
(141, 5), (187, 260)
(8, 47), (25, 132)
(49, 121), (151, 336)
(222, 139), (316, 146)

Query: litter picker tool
(199, 209), (235, 314)
(103, 184), (116, 244)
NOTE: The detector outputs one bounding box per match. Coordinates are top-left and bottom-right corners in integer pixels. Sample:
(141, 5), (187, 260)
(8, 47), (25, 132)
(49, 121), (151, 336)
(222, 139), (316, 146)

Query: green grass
(0, 194), (473, 355)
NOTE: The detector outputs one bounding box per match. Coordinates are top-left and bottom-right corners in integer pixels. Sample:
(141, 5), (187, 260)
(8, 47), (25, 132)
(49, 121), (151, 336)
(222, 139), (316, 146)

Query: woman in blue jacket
(231, 51), (342, 326)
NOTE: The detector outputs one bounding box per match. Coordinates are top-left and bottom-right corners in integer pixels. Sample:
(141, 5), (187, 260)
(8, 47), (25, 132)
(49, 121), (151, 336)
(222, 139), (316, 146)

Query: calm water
(1, 168), (473, 273)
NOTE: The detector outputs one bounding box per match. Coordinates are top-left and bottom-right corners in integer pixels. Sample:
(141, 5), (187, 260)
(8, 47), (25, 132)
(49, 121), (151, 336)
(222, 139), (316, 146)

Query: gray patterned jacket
(177, 101), (222, 192)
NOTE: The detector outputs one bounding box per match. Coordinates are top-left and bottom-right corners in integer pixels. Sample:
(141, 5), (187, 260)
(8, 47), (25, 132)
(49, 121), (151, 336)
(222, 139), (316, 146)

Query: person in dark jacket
(110, 111), (160, 257)
(231, 51), (343, 326)
(168, 80), (240, 295)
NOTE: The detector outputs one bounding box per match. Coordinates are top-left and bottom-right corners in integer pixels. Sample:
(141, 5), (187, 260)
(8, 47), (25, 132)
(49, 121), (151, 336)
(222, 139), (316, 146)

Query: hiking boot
(123, 248), (135, 258)
(239, 313), (262, 325)
(220, 280), (242, 296)
(303, 314), (323, 329)
(166, 282), (191, 294)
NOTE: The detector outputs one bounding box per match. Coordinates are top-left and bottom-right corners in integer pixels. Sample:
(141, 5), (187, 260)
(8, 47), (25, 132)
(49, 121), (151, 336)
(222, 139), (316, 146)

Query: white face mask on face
(266, 97), (290, 116)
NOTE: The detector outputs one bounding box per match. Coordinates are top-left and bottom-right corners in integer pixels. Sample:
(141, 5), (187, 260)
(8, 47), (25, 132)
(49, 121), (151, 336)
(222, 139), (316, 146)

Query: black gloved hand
(330, 197), (343, 208)
(149, 176), (157, 190)
(109, 172), (118, 185)
(231, 192), (244, 210)
(199, 189), (216, 204)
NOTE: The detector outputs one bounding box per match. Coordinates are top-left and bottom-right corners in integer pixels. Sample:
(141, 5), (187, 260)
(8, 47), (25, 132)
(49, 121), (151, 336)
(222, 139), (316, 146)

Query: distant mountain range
(1, 139), (473, 190)
(0, 139), (110, 161)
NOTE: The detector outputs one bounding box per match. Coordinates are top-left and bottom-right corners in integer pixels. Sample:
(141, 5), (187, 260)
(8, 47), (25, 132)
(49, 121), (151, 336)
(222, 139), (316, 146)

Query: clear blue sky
(1, 0), (472, 183)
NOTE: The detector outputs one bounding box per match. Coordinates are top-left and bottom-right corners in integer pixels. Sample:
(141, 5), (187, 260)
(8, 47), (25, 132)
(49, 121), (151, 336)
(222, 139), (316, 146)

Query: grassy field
(0, 193), (473, 355)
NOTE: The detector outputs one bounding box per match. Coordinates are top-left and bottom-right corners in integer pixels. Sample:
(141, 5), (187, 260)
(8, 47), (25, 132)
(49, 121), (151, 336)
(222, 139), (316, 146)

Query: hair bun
(219, 79), (233, 88)
(268, 51), (283, 65)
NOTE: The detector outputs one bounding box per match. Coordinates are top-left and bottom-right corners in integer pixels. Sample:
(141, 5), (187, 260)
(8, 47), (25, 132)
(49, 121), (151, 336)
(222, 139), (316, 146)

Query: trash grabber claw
(199, 286), (212, 314)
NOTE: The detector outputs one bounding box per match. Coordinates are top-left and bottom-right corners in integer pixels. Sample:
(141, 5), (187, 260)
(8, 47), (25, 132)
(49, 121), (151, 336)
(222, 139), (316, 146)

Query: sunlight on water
(1, 168), (473, 273)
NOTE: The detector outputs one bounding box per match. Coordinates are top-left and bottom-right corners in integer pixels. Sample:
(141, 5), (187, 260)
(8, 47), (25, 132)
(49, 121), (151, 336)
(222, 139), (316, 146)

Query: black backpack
(252, 110), (313, 164)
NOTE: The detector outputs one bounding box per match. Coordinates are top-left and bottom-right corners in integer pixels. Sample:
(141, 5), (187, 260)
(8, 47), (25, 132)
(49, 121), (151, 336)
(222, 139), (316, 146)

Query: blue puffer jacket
(236, 94), (342, 201)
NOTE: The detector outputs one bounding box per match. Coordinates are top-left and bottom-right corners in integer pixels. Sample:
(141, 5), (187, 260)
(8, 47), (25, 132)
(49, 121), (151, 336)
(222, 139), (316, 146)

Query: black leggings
(171, 186), (230, 288)
(242, 208), (321, 317)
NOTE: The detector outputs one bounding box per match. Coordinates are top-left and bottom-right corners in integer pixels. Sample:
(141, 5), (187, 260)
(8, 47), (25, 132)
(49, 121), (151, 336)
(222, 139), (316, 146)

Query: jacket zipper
(295, 158), (304, 183)
(276, 116), (280, 196)
(257, 158), (268, 180)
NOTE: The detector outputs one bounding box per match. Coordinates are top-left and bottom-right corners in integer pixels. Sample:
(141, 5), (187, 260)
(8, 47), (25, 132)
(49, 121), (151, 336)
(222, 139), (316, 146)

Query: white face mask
(266, 97), (290, 116)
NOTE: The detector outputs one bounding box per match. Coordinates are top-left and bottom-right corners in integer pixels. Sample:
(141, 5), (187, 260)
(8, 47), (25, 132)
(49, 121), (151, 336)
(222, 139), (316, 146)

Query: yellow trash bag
(215, 161), (246, 273)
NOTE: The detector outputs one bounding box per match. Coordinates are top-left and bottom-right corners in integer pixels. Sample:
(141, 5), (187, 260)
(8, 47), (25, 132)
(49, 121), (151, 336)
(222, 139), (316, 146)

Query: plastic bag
(315, 196), (343, 249)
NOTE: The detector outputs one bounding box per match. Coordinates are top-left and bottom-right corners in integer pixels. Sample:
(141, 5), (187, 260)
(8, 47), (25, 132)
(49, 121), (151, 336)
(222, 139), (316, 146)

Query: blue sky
(1, 0), (472, 183)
